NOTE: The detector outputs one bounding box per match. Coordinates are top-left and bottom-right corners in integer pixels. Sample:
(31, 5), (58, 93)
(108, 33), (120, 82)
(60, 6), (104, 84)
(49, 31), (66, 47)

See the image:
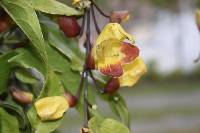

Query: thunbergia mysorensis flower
(92, 23), (136, 77)
(92, 23), (146, 88)
(35, 96), (69, 121)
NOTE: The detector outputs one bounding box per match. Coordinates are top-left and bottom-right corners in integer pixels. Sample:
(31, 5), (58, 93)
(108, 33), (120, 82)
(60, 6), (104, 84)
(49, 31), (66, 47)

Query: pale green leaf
(100, 118), (130, 133)
(40, 16), (84, 71)
(15, 69), (38, 84)
(89, 117), (130, 133)
(109, 94), (130, 127)
(29, 0), (83, 16)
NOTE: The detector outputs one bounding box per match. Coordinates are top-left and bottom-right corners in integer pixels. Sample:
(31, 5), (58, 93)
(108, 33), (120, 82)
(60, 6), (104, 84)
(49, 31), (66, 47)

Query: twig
(91, 0), (110, 18)
(79, 11), (87, 38)
(89, 70), (105, 94)
(83, 8), (91, 128)
(91, 4), (101, 34)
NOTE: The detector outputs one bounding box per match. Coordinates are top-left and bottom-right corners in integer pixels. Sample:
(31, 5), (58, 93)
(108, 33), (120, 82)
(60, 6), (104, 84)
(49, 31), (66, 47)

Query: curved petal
(119, 57), (147, 87)
(95, 23), (134, 46)
(35, 96), (69, 121)
(100, 63), (123, 77)
(92, 39), (124, 77)
(120, 42), (139, 64)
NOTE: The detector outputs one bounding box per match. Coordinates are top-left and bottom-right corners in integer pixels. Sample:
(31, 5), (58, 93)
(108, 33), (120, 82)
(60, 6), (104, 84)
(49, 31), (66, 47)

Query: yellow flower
(119, 57), (147, 87)
(92, 22), (146, 87)
(92, 37), (138, 77)
(35, 96), (69, 121)
(92, 23), (136, 77)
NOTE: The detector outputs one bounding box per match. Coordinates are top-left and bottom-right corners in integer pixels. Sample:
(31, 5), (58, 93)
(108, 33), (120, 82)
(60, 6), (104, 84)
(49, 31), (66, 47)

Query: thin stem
(83, 8), (91, 128)
(79, 11), (87, 38)
(75, 70), (85, 99)
(83, 70), (89, 127)
(91, 4), (101, 34)
(89, 70), (105, 94)
(91, 0), (110, 18)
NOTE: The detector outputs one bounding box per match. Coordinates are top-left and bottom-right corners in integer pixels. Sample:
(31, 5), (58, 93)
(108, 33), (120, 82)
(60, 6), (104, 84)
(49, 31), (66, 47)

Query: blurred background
(57, 0), (200, 133)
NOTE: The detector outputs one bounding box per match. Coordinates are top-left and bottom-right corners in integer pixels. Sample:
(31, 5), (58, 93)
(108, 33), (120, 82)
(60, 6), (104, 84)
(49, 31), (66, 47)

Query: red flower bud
(86, 53), (95, 70)
(0, 20), (8, 32)
(104, 78), (120, 94)
(10, 86), (33, 104)
(63, 92), (78, 108)
(110, 10), (130, 23)
(58, 16), (81, 38)
(0, 11), (14, 32)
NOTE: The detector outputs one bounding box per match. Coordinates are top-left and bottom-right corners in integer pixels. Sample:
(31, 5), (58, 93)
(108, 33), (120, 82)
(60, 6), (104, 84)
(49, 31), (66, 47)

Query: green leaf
(100, 118), (130, 133)
(0, 0), (47, 63)
(109, 94), (130, 127)
(0, 52), (16, 94)
(15, 69), (38, 84)
(8, 48), (45, 76)
(46, 43), (80, 94)
(40, 16), (84, 71)
(89, 117), (130, 133)
(29, 0), (83, 16)
(8, 48), (65, 133)
(27, 70), (65, 133)
(0, 101), (29, 131)
(0, 107), (20, 133)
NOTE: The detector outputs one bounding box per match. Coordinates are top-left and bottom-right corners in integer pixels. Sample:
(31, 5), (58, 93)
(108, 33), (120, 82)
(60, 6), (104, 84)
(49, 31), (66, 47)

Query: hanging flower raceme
(91, 23), (147, 91)
(35, 96), (69, 121)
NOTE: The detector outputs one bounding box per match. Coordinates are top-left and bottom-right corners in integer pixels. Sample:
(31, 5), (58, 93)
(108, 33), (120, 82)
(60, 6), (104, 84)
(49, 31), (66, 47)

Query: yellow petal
(92, 39), (124, 77)
(119, 57), (147, 87)
(95, 23), (135, 46)
(35, 96), (69, 121)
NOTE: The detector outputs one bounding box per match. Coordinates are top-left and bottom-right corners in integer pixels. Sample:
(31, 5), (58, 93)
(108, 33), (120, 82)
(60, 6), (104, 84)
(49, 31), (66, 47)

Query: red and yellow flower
(91, 23), (147, 89)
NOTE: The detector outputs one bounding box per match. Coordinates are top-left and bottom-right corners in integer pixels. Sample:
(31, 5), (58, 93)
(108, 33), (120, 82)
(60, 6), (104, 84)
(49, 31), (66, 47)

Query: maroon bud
(0, 20), (8, 32)
(110, 10), (130, 23)
(0, 11), (14, 33)
(86, 53), (95, 70)
(10, 86), (33, 104)
(58, 16), (81, 38)
(63, 92), (78, 107)
(104, 78), (120, 94)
